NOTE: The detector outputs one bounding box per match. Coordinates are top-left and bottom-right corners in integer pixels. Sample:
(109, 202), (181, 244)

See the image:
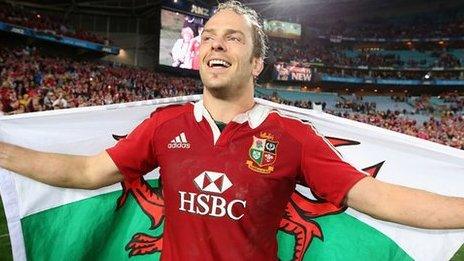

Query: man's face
(199, 10), (261, 96)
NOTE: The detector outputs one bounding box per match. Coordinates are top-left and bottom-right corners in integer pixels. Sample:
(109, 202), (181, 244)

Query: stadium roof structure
(1, 0), (162, 17)
(240, 0), (464, 25)
(1, 0), (463, 21)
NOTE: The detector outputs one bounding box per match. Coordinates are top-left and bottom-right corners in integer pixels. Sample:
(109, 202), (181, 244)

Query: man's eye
(202, 36), (213, 41)
(228, 36), (241, 42)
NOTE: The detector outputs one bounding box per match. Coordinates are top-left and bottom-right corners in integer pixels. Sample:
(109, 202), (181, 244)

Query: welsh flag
(1, 95), (463, 260)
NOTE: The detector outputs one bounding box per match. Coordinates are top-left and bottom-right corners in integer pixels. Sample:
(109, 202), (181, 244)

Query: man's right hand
(0, 141), (123, 189)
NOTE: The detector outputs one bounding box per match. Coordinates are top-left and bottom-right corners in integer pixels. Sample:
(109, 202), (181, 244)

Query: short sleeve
(300, 125), (365, 207)
(106, 114), (159, 181)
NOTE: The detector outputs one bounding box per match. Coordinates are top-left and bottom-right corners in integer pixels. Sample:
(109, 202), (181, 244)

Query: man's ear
(252, 57), (264, 78)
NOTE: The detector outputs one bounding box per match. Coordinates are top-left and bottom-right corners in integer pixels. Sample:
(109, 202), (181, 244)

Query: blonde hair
(216, 0), (268, 60)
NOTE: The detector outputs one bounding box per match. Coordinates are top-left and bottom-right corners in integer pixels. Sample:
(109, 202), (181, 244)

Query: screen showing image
(159, 9), (207, 70)
(273, 62), (311, 82)
(264, 20), (301, 39)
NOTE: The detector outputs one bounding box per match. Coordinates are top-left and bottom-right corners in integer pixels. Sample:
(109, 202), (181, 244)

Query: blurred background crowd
(1, 0), (464, 151)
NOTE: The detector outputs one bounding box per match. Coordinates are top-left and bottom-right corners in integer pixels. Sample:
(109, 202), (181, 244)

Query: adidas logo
(168, 132), (190, 149)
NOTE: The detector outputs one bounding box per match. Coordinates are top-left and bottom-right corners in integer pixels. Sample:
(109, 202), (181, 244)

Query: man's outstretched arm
(0, 142), (122, 189)
(346, 177), (464, 229)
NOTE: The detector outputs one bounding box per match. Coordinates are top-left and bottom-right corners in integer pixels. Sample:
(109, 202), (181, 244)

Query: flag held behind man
(0, 95), (463, 260)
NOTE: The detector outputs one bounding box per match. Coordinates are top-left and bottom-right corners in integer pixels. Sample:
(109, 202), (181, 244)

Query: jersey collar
(193, 99), (271, 129)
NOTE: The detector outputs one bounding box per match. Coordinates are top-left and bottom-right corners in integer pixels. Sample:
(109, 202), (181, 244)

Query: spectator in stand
(52, 91), (68, 109)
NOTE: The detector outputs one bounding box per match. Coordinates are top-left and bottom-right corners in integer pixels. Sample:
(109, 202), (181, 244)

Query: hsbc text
(178, 191), (246, 220)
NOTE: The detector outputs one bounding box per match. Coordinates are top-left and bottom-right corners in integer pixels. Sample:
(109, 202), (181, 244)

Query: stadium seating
(0, 44), (201, 115)
(0, 2), (110, 45)
(1, 7), (463, 151)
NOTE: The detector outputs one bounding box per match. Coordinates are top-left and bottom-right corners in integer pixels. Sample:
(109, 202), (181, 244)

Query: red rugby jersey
(107, 100), (365, 260)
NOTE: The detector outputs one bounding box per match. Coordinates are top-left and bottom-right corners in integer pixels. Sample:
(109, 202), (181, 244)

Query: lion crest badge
(246, 132), (278, 174)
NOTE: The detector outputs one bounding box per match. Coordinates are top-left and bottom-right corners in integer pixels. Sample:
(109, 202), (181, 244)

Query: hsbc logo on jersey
(193, 171), (232, 193)
(178, 171), (247, 220)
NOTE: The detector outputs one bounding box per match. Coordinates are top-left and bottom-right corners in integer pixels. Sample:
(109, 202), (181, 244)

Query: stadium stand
(0, 44), (201, 115)
(1, 43), (463, 149)
(0, 2), (110, 44)
(323, 15), (464, 39)
(255, 87), (464, 149)
(0, 0), (463, 152)
(1, 1), (464, 260)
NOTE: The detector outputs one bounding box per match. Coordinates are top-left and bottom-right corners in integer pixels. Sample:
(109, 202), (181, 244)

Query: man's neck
(203, 88), (255, 123)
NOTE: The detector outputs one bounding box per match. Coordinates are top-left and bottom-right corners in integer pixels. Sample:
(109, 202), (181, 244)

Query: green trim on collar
(214, 120), (226, 132)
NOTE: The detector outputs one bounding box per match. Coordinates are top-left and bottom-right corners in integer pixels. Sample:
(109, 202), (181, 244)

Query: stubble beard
(203, 78), (236, 100)
(200, 56), (255, 100)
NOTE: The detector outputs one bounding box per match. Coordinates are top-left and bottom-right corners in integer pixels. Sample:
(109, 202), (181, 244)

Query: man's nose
(211, 37), (226, 52)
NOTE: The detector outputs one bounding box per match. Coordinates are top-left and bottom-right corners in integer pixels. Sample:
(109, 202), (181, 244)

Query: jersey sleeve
(300, 124), (366, 207)
(106, 114), (159, 181)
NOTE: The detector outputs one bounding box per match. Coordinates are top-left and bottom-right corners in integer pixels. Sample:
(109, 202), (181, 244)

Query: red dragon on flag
(114, 135), (384, 260)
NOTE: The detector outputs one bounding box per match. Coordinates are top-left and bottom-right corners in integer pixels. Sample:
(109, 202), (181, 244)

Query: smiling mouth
(207, 59), (231, 68)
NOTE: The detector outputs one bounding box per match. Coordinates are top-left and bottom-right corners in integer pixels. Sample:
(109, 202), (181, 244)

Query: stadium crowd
(270, 38), (463, 70)
(341, 112), (464, 150)
(258, 91), (464, 150)
(1, 5), (464, 150)
(325, 16), (464, 39)
(270, 11), (464, 81)
(0, 3), (110, 45)
(0, 46), (201, 115)
(1, 43), (463, 150)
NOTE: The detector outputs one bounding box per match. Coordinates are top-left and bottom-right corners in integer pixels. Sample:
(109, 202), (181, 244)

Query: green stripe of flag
(278, 214), (412, 260)
(21, 181), (411, 260)
(22, 181), (162, 261)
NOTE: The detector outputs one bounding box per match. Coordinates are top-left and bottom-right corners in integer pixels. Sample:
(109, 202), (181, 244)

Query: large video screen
(274, 62), (311, 82)
(159, 9), (207, 70)
(264, 20), (301, 39)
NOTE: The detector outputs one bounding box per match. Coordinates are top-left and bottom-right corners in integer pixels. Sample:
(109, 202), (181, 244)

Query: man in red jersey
(1, 1), (464, 260)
